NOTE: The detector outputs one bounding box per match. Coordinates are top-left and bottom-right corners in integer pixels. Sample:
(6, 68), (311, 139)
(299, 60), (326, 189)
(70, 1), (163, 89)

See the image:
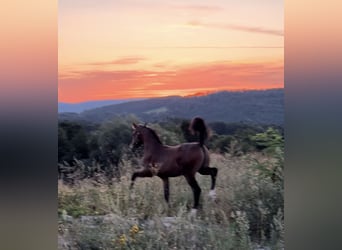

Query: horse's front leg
(162, 177), (170, 203)
(130, 168), (153, 189)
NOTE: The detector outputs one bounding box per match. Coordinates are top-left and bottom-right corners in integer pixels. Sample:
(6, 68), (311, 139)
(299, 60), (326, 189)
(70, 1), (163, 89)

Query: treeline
(58, 116), (283, 183)
(70, 89), (284, 125)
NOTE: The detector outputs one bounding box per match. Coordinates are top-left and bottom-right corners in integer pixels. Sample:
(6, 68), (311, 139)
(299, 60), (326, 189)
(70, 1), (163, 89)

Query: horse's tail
(189, 117), (209, 146)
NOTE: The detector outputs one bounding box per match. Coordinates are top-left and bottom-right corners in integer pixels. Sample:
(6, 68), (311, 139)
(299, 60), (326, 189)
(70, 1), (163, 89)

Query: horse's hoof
(129, 192), (136, 200)
(208, 189), (217, 200)
(190, 208), (198, 217)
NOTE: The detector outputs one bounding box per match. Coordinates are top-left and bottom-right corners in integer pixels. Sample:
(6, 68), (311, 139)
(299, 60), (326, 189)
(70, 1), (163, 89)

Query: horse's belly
(156, 161), (183, 177)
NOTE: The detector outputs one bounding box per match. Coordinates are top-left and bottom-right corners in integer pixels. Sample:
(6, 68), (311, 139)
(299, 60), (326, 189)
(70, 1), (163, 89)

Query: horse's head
(130, 123), (144, 150)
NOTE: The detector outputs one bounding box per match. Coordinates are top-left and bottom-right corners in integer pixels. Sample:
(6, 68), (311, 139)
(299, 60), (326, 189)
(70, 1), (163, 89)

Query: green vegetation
(58, 117), (283, 183)
(58, 116), (283, 249)
(59, 152), (283, 249)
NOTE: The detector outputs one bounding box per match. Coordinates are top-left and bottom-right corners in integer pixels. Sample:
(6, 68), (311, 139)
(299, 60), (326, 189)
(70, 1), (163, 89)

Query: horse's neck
(143, 135), (162, 159)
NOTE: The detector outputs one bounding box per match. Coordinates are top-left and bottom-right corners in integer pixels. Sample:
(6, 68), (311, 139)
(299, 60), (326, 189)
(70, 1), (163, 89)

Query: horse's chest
(148, 162), (161, 175)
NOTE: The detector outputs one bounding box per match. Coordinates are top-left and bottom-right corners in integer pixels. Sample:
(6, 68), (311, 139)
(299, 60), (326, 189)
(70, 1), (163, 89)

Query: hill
(58, 98), (144, 113)
(58, 89), (284, 125)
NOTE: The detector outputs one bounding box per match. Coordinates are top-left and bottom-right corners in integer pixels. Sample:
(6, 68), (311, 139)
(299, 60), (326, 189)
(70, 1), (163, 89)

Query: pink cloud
(82, 56), (146, 66)
(187, 20), (284, 36)
(172, 5), (223, 12)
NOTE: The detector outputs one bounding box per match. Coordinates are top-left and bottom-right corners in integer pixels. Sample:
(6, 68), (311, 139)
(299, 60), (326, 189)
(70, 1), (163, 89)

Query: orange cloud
(59, 61), (283, 103)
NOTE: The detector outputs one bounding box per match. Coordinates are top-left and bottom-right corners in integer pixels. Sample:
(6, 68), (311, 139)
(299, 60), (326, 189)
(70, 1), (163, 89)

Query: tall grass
(58, 152), (283, 250)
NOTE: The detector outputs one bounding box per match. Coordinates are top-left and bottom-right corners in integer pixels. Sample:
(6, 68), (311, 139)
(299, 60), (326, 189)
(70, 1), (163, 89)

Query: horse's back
(176, 142), (209, 170)
(153, 142), (209, 177)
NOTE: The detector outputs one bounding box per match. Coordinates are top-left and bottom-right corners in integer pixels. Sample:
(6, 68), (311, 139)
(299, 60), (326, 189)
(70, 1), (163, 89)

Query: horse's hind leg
(184, 175), (201, 209)
(198, 167), (218, 199)
(198, 167), (218, 190)
(130, 168), (153, 189)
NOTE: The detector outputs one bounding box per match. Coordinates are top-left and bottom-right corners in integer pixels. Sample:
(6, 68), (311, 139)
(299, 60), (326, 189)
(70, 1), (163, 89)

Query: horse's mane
(144, 126), (162, 144)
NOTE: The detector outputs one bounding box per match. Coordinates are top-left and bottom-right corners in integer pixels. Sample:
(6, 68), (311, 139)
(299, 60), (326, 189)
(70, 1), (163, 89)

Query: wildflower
(129, 225), (140, 239)
(119, 234), (127, 245)
(130, 224), (139, 235)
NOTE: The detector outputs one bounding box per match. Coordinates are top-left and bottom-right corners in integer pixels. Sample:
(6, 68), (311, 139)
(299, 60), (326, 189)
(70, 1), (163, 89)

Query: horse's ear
(132, 123), (137, 130)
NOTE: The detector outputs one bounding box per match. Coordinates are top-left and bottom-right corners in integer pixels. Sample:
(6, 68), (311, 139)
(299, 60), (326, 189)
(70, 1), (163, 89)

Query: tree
(58, 122), (90, 163)
(250, 127), (284, 153)
(96, 117), (133, 179)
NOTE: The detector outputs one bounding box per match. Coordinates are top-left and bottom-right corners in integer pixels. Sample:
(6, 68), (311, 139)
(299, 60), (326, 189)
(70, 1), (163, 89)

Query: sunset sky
(58, 0), (283, 103)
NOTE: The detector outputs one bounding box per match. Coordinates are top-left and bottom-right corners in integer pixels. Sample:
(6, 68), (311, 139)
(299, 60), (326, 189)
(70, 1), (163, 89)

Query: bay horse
(130, 117), (218, 211)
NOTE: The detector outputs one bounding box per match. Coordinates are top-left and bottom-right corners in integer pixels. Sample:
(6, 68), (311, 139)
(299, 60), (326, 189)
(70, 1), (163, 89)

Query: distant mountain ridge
(58, 89), (284, 125)
(58, 98), (144, 113)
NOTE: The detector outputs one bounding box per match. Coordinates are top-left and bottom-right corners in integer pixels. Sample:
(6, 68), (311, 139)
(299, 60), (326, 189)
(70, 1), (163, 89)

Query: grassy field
(58, 152), (284, 250)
